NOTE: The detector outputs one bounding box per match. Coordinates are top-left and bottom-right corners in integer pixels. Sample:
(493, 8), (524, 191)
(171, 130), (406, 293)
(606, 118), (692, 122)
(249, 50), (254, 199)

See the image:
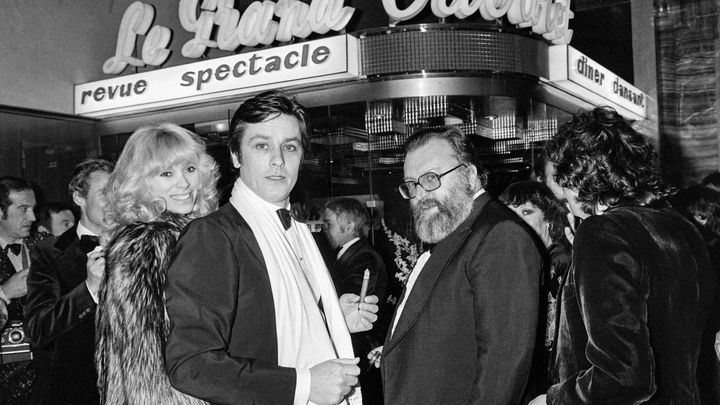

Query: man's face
(49, 209), (75, 236)
(404, 139), (476, 243)
(543, 161), (565, 201)
(233, 114), (303, 207)
(0, 189), (36, 241)
(562, 187), (591, 220)
(74, 171), (110, 234)
(323, 209), (352, 250)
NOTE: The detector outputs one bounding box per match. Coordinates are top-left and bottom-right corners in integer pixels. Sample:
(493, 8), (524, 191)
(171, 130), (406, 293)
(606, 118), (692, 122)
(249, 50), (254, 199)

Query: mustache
(413, 197), (441, 211)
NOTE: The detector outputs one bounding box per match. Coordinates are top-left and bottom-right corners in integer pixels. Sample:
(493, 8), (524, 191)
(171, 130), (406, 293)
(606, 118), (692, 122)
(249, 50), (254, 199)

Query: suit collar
(384, 194), (491, 351)
(54, 225), (80, 252)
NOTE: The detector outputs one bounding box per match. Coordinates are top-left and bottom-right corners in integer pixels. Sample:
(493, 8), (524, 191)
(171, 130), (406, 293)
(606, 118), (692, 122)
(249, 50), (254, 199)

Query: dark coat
(381, 193), (543, 405)
(24, 227), (98, 405)
(0, 231), (49, 404)
(548, 206), (715, 404)
(332, 238), (387, 405)
(165, 204), (296, 405)
(95, 213), (208, 405)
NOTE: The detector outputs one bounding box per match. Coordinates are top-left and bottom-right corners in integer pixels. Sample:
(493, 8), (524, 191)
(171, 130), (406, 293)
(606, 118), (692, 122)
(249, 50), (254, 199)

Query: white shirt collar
(337, 237), (360, 260)
(76, 222), (97, 239)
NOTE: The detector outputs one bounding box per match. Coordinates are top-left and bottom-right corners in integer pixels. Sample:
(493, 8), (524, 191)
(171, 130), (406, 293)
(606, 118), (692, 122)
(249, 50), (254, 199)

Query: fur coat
(95, 213), (208, 405)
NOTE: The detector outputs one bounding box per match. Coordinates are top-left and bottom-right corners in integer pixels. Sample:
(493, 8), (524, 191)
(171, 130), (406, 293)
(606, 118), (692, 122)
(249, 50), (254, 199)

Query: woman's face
(147, 161), (200, 215)
(509, 202), (550, 245)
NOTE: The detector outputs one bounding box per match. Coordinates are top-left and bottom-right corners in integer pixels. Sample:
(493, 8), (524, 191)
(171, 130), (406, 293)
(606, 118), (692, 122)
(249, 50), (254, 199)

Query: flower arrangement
(381, 218), (419, 286)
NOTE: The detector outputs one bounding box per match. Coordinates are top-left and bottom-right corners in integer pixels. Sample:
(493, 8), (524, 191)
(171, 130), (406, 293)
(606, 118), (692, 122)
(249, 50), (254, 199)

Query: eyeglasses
(398, 164), (466, 199)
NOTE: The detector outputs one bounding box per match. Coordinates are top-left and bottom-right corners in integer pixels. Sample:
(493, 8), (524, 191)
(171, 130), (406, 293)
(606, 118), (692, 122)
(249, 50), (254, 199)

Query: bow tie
(277, 209), (295, 230)
(3, 243), (21, 256)
(79, 235), (100, 254)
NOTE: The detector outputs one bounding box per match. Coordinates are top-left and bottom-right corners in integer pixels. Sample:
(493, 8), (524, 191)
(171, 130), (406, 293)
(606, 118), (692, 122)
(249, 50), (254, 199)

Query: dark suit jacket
(0, 232), (50, 404)
(165, 204), (295, 405)
(381, 193), (543, 405)
(24, 227), (99, 405)
(332, 238), (387, 304)
(548, 206), (715, 404)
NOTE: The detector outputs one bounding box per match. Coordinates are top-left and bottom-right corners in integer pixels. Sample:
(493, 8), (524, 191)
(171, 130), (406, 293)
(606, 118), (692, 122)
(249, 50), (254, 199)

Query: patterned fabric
(0, 231), (51, 404)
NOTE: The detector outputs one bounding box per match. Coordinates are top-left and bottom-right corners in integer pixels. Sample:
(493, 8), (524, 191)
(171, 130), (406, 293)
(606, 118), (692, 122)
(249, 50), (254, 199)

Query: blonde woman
(95, 123), (218, 404)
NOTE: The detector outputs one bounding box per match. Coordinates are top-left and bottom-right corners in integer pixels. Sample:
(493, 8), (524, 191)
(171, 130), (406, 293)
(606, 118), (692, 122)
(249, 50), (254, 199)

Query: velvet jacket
(381, 193), (543, 405)
(24, 226), (99, 404)
(548, 205), (715, 404)
(165, 204), (296, 405)
(0, 231), (49, 404)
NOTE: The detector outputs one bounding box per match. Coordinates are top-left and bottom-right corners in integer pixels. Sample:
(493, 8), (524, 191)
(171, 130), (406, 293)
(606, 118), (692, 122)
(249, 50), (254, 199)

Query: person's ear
(72, 191), (86, 208)
(231, 152), (241, 169)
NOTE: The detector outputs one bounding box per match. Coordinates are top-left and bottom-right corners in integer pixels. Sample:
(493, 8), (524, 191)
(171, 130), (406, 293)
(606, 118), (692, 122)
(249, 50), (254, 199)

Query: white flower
(381, 219), (419, 286)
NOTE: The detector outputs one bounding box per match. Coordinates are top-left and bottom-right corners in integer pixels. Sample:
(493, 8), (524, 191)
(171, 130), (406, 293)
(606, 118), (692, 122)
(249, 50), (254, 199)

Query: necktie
(3, 243), (21, 256)
(277, 209), (293, 230)
(79, 235), (100, 254)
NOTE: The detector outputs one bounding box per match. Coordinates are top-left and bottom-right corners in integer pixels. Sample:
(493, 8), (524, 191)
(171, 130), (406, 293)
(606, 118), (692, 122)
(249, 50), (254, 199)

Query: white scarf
(230, 179), (360, 405)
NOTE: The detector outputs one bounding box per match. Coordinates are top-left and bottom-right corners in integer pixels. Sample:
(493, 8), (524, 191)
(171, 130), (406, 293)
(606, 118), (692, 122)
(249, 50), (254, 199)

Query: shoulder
(182, 203), (247, 235)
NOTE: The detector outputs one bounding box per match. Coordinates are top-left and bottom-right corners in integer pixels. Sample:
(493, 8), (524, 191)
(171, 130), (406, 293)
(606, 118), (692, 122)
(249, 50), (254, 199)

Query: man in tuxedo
(24, 159), (114, 405)
(323, 197), (387, 404)
(0, 176), (50, 404)
(165, 90), (379, 405)
(376, 127), (543, 404)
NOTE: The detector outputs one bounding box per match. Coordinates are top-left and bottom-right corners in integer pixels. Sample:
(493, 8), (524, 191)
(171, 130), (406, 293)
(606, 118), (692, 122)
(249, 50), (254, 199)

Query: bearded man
(374, 126), (543, 404)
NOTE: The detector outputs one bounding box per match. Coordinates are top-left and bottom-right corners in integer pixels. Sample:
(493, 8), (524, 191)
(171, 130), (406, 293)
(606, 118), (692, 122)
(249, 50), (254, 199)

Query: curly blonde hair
(104, 123), (219, 226)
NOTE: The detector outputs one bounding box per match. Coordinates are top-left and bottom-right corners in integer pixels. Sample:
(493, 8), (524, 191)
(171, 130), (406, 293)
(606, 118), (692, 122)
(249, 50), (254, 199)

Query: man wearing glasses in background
(370, 126), (543, 404)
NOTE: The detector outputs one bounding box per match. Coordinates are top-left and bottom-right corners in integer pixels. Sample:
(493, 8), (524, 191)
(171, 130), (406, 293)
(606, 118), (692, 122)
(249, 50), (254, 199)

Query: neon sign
(382, 0), (573, 44)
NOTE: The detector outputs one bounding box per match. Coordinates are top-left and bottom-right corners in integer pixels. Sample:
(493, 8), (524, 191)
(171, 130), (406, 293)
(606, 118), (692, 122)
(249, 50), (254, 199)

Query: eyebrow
(247, 134), (301, 143)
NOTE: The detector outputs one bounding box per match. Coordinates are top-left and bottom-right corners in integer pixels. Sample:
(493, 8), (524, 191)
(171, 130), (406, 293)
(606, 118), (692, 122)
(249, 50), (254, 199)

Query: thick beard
(411, 178), (475, 243)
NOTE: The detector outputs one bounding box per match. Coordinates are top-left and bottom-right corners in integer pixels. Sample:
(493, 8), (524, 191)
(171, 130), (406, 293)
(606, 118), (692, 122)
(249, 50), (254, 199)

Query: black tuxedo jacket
(0, 231), (50, 404)
(381, 193), (543, 404)
(332, 238), (387, 303)
(165, 203), (295, 405)
(24, 226), (99, 404)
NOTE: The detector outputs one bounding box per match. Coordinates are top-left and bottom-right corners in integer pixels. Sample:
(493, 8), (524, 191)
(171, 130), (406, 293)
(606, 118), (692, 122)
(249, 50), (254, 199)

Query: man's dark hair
(0, 176), (34, 220)
(701, 172), (720, 189)
(324, 197), (370, 238)
(670, 185), (720, 238)
(37, 201), (75, 231)
(229, 89), (311, 163)
(68, 159), (114, 199)
(404, 126), (488, 187)
(545, 106), (667, 210)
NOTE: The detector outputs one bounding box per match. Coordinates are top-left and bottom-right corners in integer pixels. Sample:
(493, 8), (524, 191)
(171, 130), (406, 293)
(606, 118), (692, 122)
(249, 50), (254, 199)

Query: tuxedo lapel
(385, 194), (493, 352)
(334, 241), (361, 272)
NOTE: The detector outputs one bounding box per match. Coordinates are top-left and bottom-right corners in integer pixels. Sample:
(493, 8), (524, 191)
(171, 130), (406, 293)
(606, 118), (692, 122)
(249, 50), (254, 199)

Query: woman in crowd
(499, 181), (571, 352)
(95, 123), (218, 404)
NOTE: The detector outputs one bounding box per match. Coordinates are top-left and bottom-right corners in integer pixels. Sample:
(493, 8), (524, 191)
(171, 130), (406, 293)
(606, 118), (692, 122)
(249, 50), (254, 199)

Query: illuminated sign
(547, 45), (647, 120)
(77, 35), (359, 117)
(382, 0), (573, 44)
(104, 0), (355, 74)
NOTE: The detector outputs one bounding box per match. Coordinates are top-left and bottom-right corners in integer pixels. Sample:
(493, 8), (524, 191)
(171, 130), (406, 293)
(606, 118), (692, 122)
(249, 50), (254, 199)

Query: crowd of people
(0, 90), (718, 405)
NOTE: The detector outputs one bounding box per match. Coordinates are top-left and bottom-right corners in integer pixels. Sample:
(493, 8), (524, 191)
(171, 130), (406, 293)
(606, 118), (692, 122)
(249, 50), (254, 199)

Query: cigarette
(359, 269), (370, 304)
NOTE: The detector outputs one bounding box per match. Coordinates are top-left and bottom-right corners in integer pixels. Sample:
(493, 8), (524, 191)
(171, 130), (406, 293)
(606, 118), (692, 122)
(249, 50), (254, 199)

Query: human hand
(1, 269), (29, 299)
(85, 247), (105, 296)
(339, 293), (378, 333)
(529, 394), (547, 405)
(309, 357), (360, 405)
(367, 346), (383, 369)
(0, 299), (7, 330)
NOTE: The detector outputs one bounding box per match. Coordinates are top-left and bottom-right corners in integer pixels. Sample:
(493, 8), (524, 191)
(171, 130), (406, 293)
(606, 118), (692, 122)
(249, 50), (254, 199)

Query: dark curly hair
(499, 181), (569, 244)
(545, 107), (667, 211)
